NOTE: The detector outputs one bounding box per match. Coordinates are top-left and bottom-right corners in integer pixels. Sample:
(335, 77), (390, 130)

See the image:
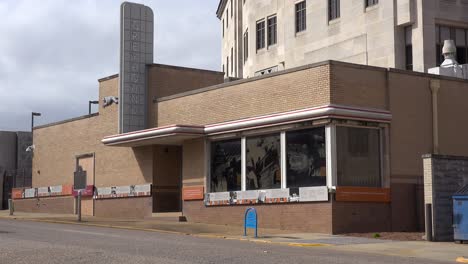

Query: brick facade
(19, 61), (468, 232)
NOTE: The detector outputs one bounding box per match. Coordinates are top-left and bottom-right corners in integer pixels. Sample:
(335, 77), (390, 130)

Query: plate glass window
(295, 1), (306, 33)
(286, 127), (326, 188)
(210, 140), (242, 192)
(267, 16), (277, 46)
(336, 127), (381, 187)
(256, 20), (266, 50)
(246, 134), (281, 190)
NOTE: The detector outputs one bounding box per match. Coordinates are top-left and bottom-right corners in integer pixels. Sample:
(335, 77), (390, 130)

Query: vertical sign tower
(119, 2), (154, 133)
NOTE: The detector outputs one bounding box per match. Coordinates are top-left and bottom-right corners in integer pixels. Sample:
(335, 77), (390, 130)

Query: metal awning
(102, 104), (392, 147)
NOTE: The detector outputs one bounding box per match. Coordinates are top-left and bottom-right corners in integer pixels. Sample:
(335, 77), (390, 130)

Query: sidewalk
(1, 210), (466, 263)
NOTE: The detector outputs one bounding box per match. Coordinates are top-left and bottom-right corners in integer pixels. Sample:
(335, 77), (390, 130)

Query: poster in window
(210, 140), (241, 193)
(246, 134), (281, 190)
(286, 127), (326, 188)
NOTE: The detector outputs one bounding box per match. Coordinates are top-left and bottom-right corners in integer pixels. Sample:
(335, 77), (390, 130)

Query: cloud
(0, 0), (221, 131)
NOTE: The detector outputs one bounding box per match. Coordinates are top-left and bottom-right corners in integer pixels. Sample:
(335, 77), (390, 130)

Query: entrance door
(153, 146), (182, 212)
(76, 154), (95, 216)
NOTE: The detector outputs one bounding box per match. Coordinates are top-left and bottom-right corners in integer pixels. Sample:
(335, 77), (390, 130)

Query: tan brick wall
(387, 72), (433, 179)
(438, 79), (468, 156)
(183, 200), (333, 233)
(147, 65), (224, 127)
(94, 197), (152, 219)
(182, 138), (206, 188)
(330, 63), (388, 110)
(156, 64), (331, 126)
(13, 197), (75, 214)
(33, 76), (153, 188)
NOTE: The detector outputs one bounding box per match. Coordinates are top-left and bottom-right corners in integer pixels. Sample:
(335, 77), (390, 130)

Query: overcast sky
(0, 0), (221, 131)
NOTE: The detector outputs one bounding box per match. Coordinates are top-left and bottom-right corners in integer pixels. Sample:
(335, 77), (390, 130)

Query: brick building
(11, 2), (468, 234)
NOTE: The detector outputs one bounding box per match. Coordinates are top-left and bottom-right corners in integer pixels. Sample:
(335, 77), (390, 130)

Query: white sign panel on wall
(299, 186), (329, 202)
(119, 2), (154, 133)
(24, 188), (36, 198)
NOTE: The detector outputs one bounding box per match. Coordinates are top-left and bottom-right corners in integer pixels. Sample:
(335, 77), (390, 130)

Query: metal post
(8, 199), (13, 216)
(77, 190), (82, 222)
(425, 203), (433, 241)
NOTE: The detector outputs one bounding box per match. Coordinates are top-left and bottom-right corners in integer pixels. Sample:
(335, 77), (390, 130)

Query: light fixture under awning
(102, 104), (392, 147)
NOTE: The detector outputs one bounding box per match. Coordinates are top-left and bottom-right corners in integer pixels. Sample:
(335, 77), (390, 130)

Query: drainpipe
(429, 79), (440, 154)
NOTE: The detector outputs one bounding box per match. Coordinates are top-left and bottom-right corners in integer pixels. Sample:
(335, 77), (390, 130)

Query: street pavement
(0, 219), (451, 264)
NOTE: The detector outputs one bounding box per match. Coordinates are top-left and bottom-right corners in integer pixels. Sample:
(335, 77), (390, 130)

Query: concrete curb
(0, 216), (330, 248)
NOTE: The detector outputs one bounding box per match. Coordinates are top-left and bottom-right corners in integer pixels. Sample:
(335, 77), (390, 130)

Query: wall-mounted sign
(12, 188), (24, 199)
(205, 187), (330, 206)
(95, 184), (151, 199)
(119, 2), (154, 133)
(37, 187), (50, 197)
(24, 188), (36, 198)
(183, 186), (204, 201)
(299, 186), (328, 202)
(73, 185), (94, 197)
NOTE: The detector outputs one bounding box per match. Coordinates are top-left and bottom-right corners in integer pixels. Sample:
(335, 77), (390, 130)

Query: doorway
(152, 146), (182, 213)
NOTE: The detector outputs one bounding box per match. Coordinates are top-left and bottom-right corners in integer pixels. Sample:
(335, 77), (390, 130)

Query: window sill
(295, 30), (307, 37)
(365, 4), (379, 12)
(256, 48), (267, 55)
(328, 18), (341, 26)
(267, 43), (278, 50)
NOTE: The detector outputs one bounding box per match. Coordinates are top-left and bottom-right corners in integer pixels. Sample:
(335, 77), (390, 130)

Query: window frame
(335, 124), (384, 188)
(243, 29), (249, 63)
(267, 15), (278, 47)
(256, 19), (266, 51)
(365, 0), (379, 8)
(328, 0), (340, 21)
(295, 1), (307, 34)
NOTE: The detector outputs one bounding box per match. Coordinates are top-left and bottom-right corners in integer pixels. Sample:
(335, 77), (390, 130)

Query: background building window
(267, 16), (277, 46)
(286, 127), (326, 188)
(222, 20), (224, 37)
(226, 57), (229, 77)
(405, 26), (413, 70)
(246, 134), (281, 190)
(365, 0), (378, 7)
(328, 0), (340, 21)
(295, 1), (306, 33)
(231, 47), (234, 74)
(435, 25), (468, 66)
(226, 9), (229, 28)
(210, 140), (241, 192)
(336, 126), (381, 187)
(230, 0), (233, 18)
(256, 20), (265, 50)
(244, 29), (249, 63)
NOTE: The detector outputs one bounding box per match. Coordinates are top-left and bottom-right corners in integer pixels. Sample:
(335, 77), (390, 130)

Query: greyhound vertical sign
(244, 207), (258, 238)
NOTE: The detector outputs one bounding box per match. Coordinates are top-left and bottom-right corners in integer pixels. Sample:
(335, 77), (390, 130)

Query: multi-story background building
(0, 131), (32, 210)
(217, 0), (468, 78)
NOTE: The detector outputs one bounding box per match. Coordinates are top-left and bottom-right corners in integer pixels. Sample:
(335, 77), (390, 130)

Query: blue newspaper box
(453, 185), (468, 243)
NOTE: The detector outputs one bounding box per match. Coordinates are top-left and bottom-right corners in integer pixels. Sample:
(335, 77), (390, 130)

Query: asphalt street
(0, 219), (448, 264)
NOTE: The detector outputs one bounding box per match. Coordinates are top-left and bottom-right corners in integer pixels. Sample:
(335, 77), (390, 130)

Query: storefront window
(246, 134), (281, 190)
(286, 127), (326, 188)
(210, 139), (241, 192)
(336, 126), (381, 187)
